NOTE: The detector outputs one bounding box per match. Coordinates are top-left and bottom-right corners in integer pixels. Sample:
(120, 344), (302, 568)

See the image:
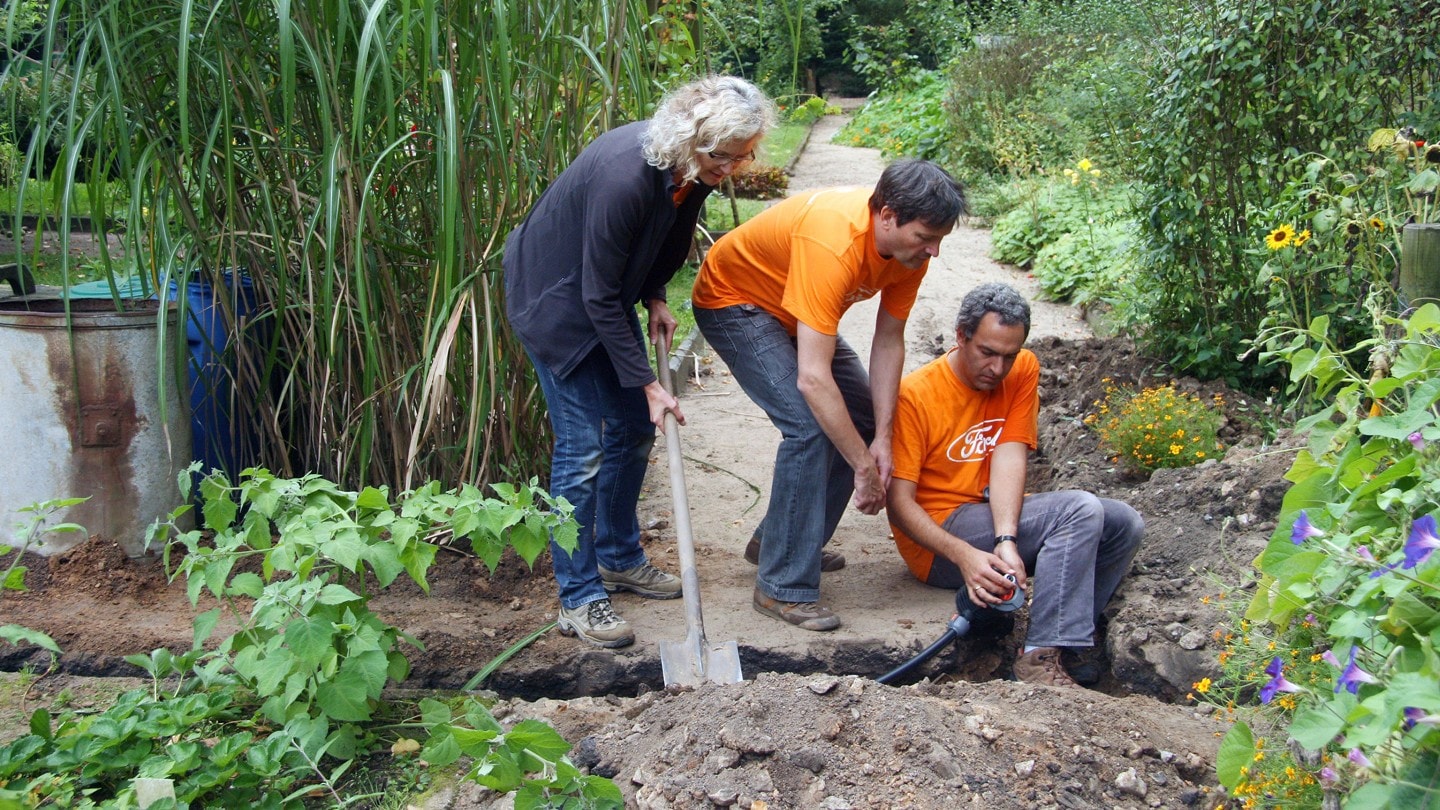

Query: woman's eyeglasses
(707, 150), (755, 167)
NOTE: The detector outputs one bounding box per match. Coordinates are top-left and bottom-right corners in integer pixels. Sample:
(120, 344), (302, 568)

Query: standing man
(504, 76), (776, 648)
(886, 283), (1144, 686)
(693, 159), (966, 631)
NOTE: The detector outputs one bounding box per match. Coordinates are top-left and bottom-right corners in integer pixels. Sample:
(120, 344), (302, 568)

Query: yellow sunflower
(1292, 228), (1312, 247)
(1368, 216), (1385, 232)
(1265, 224), (1296, 250)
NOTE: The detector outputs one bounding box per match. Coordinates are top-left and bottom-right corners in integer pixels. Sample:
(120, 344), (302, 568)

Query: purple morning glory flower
(1335, 646), (1379, 694)
(1402, 514), (1439, 569)
(1409, 431), (1426, 450)
(1291, 511), (1324, 545)
(1260, 656), (1304, 703)
(1369, 561), (1400, 579)
(1321, 649), (1342, 668)
(1349, 748), (1373, 768)
(1356, 545), (1375, 562)
(1318, 766), (1337, 786)
(1405, 706), (1424, 730)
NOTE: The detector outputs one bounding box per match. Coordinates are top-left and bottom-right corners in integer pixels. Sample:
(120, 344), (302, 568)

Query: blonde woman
(504, 76), (775, 648)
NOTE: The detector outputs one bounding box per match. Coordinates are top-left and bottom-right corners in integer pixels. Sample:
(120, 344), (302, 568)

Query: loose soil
(0, 109), (1296, 808)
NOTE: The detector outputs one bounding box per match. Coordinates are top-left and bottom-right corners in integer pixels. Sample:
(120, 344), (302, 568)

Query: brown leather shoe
(1013, 647), (1081, 688)
(753, 588), (841, 631)
(744, 534), (846, 572)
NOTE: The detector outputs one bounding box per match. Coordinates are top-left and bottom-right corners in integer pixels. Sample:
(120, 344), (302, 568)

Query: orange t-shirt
(692, 187), (927, 335)
(888, 349), (1041, 580)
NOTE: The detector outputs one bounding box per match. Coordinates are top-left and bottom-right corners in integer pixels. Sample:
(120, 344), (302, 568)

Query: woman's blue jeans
(525, 327), (653, 611)
(696, 304), (874, 603)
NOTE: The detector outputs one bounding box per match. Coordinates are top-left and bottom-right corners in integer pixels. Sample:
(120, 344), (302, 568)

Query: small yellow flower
(1077, 158), (1094, 172)
(1170, 444), (1183, 455)
(1265, 224), (1296, 250)
(1293, 228), (1312, 247)
(1368, 216), (1385, 231)
(1193, 677), (1212, 693)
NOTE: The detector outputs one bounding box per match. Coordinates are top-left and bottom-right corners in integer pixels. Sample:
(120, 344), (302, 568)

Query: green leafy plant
(836, 69), (952, 160)
(419, 697), (623, 809)
(0, 469), (610, 807)
(1, 498), (86, 656)
(152, 466), (577, 759)
(1086, 382), (1225, 475)
(1221, 303), (1440, 806)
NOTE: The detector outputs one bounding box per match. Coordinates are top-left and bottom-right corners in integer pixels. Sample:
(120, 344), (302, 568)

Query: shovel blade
(659, 639), (744, 687)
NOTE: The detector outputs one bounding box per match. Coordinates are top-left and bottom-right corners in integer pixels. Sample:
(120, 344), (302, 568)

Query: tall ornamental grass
(7, 0), (682, 489)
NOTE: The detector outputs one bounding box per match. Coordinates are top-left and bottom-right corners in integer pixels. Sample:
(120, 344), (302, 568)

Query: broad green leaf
(504, 718), (572, 762)
(285, 617), (338, 667)
(227, 572), (264, 599)
(193, 607), (221, 649)
(201, 486), (238, 530)
(343, 648), (391, 697)
(317, 583), (363, 605)
(251, 647), (297, 696)
(451, 725), (502, 755)
(29, 707), (51, 739)
(316, 671), (373, 722)
(0, 625), (60, 653)
(3, 565), (28, 591)
(362, 542), (404, 588)
(1387, 592), (1440, 635)
(322, 530), (366, 572)
(356, 486), (390, 510)
(1215, 721), (1254, 790)
(423, 731), (462, 767)
(509, 518), (549, 567)
(400, 540), (439, 593)
(1288, 703), (1347, 749)
(471, 747), (525, 792)
(419, 697), (453, 726)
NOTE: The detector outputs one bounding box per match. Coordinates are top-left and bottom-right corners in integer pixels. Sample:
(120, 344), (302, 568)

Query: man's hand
(992, 541), (1027, 589)
(957, 545), (1021, 609)
(644, 380), (685, 429)
(852, 463), (885, 515)
(869, 437), (893, 491)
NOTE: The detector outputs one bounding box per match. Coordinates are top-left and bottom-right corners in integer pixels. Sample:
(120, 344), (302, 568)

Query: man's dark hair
(955, 282), (1031, 339)
(868, 158), (967, 227)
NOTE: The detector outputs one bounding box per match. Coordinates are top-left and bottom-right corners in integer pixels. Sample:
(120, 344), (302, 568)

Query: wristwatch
(994, 535), (1017, 547)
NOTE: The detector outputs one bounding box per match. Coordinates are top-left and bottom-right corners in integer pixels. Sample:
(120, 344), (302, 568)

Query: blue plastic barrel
(168, 272), (257, 478)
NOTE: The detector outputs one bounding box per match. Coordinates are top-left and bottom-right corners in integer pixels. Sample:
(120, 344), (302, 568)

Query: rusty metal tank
(0, 297), (191, 557)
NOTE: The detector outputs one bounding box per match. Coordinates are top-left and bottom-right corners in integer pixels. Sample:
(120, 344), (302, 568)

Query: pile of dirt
(443, 671), (1225, 809)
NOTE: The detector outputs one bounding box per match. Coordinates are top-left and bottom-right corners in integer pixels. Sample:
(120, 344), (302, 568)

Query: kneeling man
(886, 283), (1144, 687)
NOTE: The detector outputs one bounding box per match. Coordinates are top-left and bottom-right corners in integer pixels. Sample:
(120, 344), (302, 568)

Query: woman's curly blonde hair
(642, 75), (777, 184)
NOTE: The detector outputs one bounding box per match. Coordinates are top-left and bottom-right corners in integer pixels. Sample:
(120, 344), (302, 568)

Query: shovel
(654, 334), (744, 686)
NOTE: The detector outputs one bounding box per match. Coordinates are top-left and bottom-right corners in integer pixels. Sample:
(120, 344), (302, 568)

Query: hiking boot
(744, 534), (846, 572)
(753, 588), (841, 631)
(1013, 647), (1081, 688)
(598, 561), (682, 600)
(1061, 646), (1106, 686)
(557, 599), (635, 648)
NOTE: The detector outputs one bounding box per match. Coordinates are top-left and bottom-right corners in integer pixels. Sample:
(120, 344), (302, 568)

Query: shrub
(1086, 382), (1225, 475)
(1133, 0), (1440, 389)
(836, 69), (952, 160)
(730, 163), (790, 199)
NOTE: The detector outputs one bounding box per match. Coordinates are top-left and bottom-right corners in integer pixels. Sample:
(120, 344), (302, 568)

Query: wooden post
(1401, 223), (1440, 307)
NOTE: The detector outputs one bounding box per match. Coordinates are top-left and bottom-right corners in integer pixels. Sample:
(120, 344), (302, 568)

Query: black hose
(876, 575), (1023, 686)
(876, 624), (961, 685)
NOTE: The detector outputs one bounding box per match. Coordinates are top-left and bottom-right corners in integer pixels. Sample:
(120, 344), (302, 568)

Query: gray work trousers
(928, 490), (1144, 648)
